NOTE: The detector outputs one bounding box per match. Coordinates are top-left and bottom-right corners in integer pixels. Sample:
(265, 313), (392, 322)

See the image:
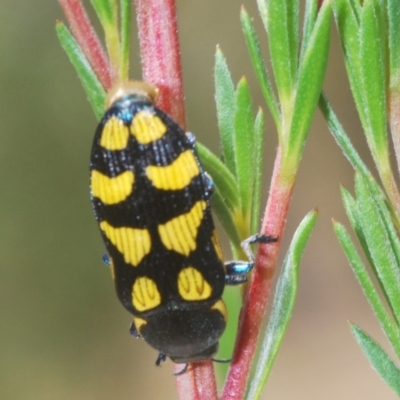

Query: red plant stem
(134, 1), (217, 399)
(222, 147), (294, 400)
(134, 0), (186, 128)
(175, 361), (218, 400)
(59, 0), (113, 89)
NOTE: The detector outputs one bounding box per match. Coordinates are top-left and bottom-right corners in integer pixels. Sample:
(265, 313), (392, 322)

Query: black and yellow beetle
(89, 81), (277, 369)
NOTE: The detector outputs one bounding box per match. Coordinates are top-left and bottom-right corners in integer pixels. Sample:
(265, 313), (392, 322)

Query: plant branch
(175, 362), (218, 400)
(58, 0), (112, 89)
(134, 0), (186, 128)
(134, 1), (217, 398)
(222, 147), (293, 399)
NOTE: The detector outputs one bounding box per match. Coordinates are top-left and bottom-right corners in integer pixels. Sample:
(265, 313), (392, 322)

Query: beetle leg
(102, 253), (111, 266)
(224, 261), (253, 285)
(241, 233), (278, 262)
(225, 234), (278, 285)
(129, 322), (141, 339)
(155, 353), (167, 367)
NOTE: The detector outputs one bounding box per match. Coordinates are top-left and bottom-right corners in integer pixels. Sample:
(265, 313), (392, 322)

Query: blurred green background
(0, 1), (397, 399)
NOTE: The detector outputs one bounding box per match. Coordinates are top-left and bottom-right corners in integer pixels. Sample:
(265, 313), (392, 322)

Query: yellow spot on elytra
(132, 277), (161, 311)
(178, 266), (212, 301)
(100, 221), (151, 266)
(158, 201), (206, 256)
(211, 300), (228, 321)
(100, 116), (130, 150)
(130, 110), (167, 144)
(132, 317), (147, 334)
(91, 170), (134, 205)
(146, 150), (200, 190)
(211, 230), (224, 261)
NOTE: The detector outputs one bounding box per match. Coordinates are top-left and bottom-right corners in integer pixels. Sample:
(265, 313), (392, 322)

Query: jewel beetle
(89, 81), (277, 369)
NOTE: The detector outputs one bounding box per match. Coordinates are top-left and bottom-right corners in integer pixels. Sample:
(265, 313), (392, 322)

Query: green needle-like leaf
(340, 186), (373, 265)
(120, 0), (131, 80)
(388, 0), (400, 82)
(215, 48), (236, 176)
(351, 324), (400, 397)
(334, 222), (400, 358)
(196, 142), (240, 213)
(241, 7), (280, 129)
(91, 0), (120, 78)
(234, 77), (255, 221)
(56, 21), (105, 119)
(246, 209), (318, 400)
(319, 94), (370, 178)
(210, 186), (241, 248)
(90, 0), (116, 25)
(348, 0), (361, 19)
(365, 176), (400, 277)
(285, 0), (331, 167)
(333, 0), (366, 123)
(354, 173), (400, 321)
(257, 0), (299, 106)
(251, 108), (265, 235)
(300, 0), (318, 62)
(359, 1), (388, 165)
(196, 141), (242, 246)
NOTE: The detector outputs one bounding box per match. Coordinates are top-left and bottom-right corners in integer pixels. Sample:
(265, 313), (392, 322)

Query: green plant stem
(222, 147), (293, 399)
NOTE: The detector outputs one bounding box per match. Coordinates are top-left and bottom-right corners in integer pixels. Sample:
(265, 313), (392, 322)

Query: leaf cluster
(322, 0), (400, 395)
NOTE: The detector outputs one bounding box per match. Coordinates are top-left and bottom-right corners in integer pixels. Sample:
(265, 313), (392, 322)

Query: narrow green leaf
(240, 7), (280, 129)
(211, 186), (241, 248)
(366, 177), (400, 280)
(214, 48), (236, 176)
(319, 94), (370, 178)
(250, 108), (265, 235)
(234, 77), (255, 220)
(246, 209), (318, 400)
(340, 186), (372, 263)
(333, 0), (367, 125)
(257, 0), (299, 105)
(388, 0), (400, 81)
(120, 0), (131, 80)
(334, 222), (400, 358)
(355, 173), (400, 321)
(56, 22), (105, 120)
(300, 0), (318, 62)
(351, 324), (400, 397)
(359, 1), (388, 166)
(286, 0), (299, 78)
(196, 142), (240, 212)
(347, 0), (361, 20)
(388, 0), (400, 178)
(341, 179), (400, 325)
(358, 174), (400, 325)
(91, 0), (120, 78)
(90, 0), (116, 25)
(285, 0), (331, 167)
